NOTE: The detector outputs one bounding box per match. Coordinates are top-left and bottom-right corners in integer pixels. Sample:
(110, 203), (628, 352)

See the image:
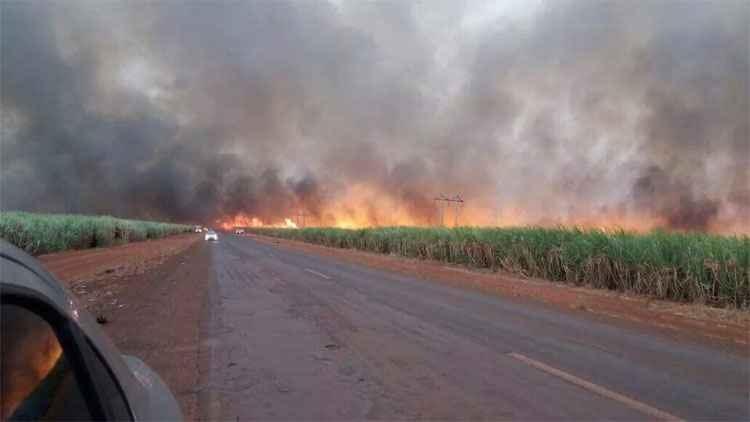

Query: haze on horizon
(1, 0), (748, 233)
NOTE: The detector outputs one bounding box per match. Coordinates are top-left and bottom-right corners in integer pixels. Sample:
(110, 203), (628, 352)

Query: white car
(204, 231), (218, 241)
(234, 228), (245, 235)
(194, 226), (202, 233)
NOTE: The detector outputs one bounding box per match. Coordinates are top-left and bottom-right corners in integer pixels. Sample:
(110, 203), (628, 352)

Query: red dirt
(248, 234), (750, 353)
(40, 234), (199, 284)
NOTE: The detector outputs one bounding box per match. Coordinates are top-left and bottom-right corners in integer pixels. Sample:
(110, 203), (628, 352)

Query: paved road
(200, 235), (749, 420)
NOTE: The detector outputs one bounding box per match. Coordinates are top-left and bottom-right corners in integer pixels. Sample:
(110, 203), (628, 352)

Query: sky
(1, 0), (748, 232)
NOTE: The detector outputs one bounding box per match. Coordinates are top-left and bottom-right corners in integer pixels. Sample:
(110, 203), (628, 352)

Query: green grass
(249, 226), (750, 308)
(0, 211), (192, 255)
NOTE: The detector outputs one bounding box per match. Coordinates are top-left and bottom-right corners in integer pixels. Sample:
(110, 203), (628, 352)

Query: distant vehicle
(0, 240), (182, 421)
(204, 230), (218, 241)
(234, 228), (245, 235)
(194, 226), (202, 233)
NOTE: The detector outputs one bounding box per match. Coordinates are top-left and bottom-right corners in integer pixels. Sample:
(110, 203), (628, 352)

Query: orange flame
(213, 183), (747, 235)
(217, 215), (297, 230)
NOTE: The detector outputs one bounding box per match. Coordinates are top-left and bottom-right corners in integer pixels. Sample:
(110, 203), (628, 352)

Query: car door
(1, 286), (133, 421)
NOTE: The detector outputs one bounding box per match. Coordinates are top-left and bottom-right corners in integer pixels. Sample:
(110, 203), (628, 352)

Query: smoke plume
(1, 0), (748, 232)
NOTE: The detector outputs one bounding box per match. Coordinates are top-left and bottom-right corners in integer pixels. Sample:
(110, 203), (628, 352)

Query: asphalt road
(200, 235), (749, 421)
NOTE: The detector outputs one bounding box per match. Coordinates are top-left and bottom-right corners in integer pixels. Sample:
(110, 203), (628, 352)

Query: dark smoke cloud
(1, 0), (748, 232)
(632, 165), (720, 230)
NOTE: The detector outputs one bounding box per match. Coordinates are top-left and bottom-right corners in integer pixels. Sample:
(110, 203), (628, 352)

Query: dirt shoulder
(248, 234), (749, 353)
(40, 234), (199, 284)
(40, 234), (209, 421)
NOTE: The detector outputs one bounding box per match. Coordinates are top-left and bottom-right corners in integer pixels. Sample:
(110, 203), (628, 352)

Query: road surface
(199, 235), (749, 420)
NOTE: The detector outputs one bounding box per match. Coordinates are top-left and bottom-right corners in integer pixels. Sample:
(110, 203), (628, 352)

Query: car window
(1, 304), (91, 420)
(84, 339), (132, 421)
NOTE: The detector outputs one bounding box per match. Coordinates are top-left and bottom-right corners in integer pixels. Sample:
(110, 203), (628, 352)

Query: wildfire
(217, 214), (297, 230)
(283, 218), (298, 228)
(214, 208), (747, 234)
(213, 184), (747, 234)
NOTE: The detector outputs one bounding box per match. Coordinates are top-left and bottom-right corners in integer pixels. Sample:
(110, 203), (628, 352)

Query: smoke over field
(1, 1), (748, 232)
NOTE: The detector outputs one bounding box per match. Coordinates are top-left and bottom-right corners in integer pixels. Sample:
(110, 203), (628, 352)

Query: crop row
(249, 226), (749, 308)
(0, 211), (192, 255)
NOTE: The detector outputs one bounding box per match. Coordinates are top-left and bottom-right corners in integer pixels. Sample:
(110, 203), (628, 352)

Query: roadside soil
(248, 234), (750, 353)
(40, 234), (198, 284)
(40, 234), (208, 421)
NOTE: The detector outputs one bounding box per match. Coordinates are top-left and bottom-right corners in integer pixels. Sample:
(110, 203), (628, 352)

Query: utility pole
(434, 194), (446, 226)
(434, 194), (465, 227)
(452, 194), (464, 227)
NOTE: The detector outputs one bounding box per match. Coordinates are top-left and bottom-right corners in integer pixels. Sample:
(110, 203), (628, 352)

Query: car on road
(234, 228), (245, 235)
(0, 240), (182, 421)
(204, 230), (218, 241)
(194, 226), (202, 233)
